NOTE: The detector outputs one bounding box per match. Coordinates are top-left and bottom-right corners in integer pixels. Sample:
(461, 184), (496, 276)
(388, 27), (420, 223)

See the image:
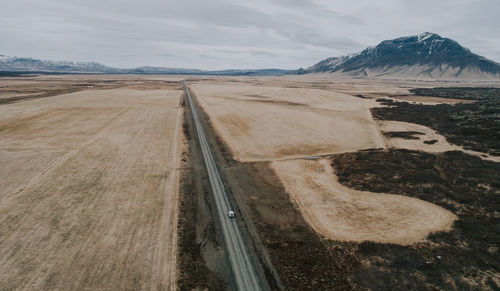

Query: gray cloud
(0, 0), (498, 69)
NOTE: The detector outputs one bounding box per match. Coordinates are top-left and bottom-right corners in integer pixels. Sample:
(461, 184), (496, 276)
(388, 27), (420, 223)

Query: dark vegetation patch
(372, 87), (500, 156)
(383, 131), (424, 139)
(410, 87), (500, 100)
(353, 94), (370, 99)
(423, 139), (438, 145)
(331, 149), (500, 290)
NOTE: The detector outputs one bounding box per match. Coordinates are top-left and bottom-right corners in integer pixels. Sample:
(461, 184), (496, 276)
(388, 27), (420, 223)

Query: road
(184, 82), (263, 291)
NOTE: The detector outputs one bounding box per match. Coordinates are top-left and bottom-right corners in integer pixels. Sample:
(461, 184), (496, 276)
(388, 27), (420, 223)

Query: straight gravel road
(184, 82), (263, 291)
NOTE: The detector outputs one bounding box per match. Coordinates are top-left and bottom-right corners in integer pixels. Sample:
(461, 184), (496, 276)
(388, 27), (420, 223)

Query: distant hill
(127, 66), (291, 76)
(304, 32), (500, 80)
(0, 55), (291, 76)
(0, 55), (116, 73)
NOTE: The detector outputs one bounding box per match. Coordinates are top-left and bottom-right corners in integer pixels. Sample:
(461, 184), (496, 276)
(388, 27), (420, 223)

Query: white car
(228, 210), (235, 218)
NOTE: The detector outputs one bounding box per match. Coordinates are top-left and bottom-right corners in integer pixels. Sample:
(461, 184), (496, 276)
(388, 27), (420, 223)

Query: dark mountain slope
(306, 33), (500, 79)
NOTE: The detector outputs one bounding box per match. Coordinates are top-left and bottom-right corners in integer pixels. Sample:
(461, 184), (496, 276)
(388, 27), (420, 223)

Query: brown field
(0, 78), (184, 290)
(0, 74), (186, 103)
(190, 82), (386, 162)
(190, 78), (473, 244)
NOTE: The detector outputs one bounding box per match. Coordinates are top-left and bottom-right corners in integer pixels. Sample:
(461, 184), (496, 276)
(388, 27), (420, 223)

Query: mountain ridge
(0, 55), (292, 76)
(304, 32), (500, 80)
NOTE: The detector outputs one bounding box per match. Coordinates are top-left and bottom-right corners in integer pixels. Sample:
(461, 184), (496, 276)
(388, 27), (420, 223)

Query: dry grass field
(190, 78), (470, 245)
(271, 158), (456, 245)
(0, 78), (184, 290)
(190, 81), (386, 162)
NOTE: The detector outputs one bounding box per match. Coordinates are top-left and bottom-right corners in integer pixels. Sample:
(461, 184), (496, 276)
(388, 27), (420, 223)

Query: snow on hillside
(304, 32), (500, 80)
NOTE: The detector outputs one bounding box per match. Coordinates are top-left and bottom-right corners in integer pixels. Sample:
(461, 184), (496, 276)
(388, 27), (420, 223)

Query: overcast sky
(1, 0), (499, 70)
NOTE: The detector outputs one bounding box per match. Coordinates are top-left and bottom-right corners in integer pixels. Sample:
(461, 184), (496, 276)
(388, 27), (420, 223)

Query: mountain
(0, 55), (117, 73)
(127, 66), (291, 76)
(0, 55), (291, 76)
(304, 32), (500, 80)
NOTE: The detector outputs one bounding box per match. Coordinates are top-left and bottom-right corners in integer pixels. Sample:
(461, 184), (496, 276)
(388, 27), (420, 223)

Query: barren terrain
(190, 77), (499, 290)
(0, 78), (183, 290)
(191, 79), (460, 244)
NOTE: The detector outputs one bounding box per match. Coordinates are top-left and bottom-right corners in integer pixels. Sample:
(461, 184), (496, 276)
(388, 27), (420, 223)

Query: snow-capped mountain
(0, 55), (115, 73)
(0, 55), (291, 75)
(305, 32), (500, 79)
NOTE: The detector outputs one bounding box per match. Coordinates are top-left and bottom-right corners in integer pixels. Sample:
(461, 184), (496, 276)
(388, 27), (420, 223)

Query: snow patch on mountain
(304, 32), (500, 80)
(417, 32), (434, 42)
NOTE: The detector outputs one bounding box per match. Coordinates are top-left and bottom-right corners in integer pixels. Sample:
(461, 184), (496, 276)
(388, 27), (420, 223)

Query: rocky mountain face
(305, 32), (500, 79)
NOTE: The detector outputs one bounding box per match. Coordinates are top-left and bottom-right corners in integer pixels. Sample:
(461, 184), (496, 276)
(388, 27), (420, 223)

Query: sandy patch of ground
(379, 120), (459, 152)
(271, 158), (457, 245)
(0, 87), (183, 289)
(190, 82), (385, 162)
(379, 120), (500, 162)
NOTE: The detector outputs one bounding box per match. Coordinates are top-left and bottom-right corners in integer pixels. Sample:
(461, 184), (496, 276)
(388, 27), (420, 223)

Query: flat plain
(0, 76), (184, 290)
(190, 81), (385, 161)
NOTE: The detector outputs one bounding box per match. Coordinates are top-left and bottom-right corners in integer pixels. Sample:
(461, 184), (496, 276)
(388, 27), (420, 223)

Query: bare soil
(378, 120), (461, 153)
